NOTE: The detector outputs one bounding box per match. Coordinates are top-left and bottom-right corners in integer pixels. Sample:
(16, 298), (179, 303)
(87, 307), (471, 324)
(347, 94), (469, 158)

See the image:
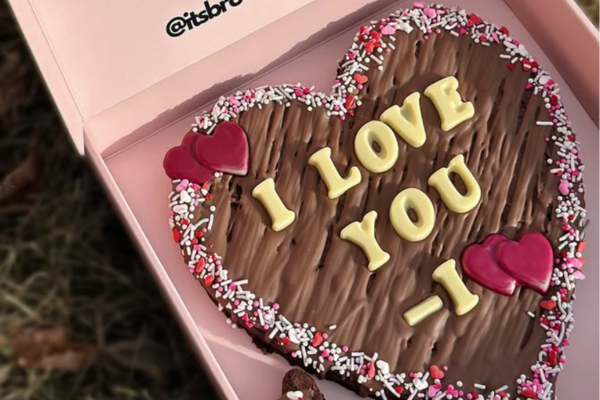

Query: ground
(0, 1), (596, 400)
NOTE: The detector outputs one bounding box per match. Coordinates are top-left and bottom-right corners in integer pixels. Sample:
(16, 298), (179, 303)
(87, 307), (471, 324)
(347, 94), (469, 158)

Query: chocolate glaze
(179, 29), (566, 397)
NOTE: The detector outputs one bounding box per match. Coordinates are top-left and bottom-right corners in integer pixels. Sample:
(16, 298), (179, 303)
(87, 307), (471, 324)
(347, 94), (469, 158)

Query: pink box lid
(7, 0), (598, 156)
(6, 0), (402, 154)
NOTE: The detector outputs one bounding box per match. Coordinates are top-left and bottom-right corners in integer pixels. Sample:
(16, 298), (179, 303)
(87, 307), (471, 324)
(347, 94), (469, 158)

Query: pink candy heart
(164, 122), (250, 185)
(496, 232), (553, 294)
(462, 235), (517, 296)
(462, 232), (554, 295)
(194, 121), (250, 176)
(163, 146), (215, 185)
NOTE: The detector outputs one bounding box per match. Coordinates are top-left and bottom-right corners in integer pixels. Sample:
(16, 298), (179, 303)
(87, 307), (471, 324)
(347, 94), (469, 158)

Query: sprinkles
(168, 3), (587, 400)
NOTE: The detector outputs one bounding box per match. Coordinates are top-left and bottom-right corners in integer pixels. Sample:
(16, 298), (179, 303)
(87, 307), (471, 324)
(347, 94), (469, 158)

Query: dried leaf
(0, 152), (43, 212)
(10, 327), (97, 372)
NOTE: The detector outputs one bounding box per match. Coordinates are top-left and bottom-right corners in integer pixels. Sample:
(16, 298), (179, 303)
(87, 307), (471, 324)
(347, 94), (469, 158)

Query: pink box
(7, 0), (598, 399)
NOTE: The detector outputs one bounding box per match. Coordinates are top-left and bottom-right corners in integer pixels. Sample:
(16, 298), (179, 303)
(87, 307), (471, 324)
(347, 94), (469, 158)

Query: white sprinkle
(537, 121), (554, 126)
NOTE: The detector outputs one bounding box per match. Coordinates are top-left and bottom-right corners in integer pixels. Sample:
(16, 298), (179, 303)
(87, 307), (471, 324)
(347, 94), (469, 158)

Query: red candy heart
(429, 365), (444, 380)
(540, 299), (556, 311)
(496, 232), (553, 294)
(462, 235), (518, 296)
(194, 121), (249, 176)
(182, 131), (200, 148)
(163, 146), (215, 185)
(353, 73), (369, 84)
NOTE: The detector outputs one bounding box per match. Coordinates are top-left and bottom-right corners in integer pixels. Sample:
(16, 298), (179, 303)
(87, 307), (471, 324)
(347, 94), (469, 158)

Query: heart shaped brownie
(165, 4), (588, 399)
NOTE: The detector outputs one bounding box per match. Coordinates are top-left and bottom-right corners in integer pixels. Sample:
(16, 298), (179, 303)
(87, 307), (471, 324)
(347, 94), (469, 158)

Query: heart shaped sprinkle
(496, 232), (553, 294)
(194, 121), (250, 176)
(429, 365), (444, 379)
(427, 384), (441, 398)
(540, 299), (556, 310)
(558, 180), (570, 195)
(424, 8), (437, 18)
(381, 25), (396, 35)
(353, 73), (369, 84)
(175, 179), (189, 192)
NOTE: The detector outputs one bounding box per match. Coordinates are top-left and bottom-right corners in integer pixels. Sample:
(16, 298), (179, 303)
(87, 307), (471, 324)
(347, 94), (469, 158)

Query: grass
(0, 1), (219, 399)
(0, 1), (596, 399)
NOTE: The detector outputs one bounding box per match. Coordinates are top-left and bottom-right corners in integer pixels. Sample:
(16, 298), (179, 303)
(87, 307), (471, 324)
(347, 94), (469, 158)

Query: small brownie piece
(277, 369), (325, 400)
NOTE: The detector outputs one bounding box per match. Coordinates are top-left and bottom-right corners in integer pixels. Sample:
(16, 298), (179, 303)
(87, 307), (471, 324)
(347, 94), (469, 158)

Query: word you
(166, 0), (247, 38)
(252, 76), (481, 323)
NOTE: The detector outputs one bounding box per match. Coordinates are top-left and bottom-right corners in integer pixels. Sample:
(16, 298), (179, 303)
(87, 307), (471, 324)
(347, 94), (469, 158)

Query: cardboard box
(7, 0), (599, 398)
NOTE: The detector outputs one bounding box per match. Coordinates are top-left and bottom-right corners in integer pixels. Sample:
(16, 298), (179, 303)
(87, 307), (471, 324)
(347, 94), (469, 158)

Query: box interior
(81, 1), (600, 399)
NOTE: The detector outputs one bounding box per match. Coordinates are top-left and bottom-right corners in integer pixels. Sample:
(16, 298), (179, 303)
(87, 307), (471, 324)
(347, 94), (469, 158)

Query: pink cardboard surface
(82, 1), (598, 399)
(6, 0), (598, 398)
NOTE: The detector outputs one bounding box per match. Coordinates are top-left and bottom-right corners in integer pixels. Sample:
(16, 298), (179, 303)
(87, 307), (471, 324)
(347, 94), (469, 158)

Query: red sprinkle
(195, 258), (206, 273)
(370, 30), (382, 41)
(540, 299), (557, 310)
(429, 365), (444, 379)
(312, 332), (324, 347)
(282, 337), (291, 346)
(345, 94), (355, 110)
(367, 362), (376, 379)
(469, 13), (483, 24)
(353, 73), (369, 84)
(172, 228), (180, 243)
(522, 388), (537, 398)
(548, 350), (558, 366)
(395, 386), (404, 395)
(204, 275), (214, 286)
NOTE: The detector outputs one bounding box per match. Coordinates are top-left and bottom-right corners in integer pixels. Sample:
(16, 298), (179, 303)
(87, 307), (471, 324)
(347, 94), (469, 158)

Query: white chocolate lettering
(380, 92), (427, 148)
(428, 154), (481, 213)
(424, 76), (474, 132)
(354, 121), (399, 173)
(432, 259), (479, 316)
(252, 178), (296, 232)
(403, 295), (444, 326)
(308, 147), (362, 199)
(341, 211), (390, 272)
(389, 188), (436, 242)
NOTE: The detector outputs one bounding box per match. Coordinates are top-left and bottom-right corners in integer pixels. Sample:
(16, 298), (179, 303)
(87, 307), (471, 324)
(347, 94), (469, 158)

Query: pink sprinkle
(428, 385), (441, 397)
(413, 1), (426, 8)
(176, 179), (190, 192)
(573, 271), (586, 280)
(322, 333), (329, 339)
(424, 8), (437, 18)
(381, 25), (396, 35)
(342, 346), (349, 352)
(559, 180), (570, 195)
(272, 303), (280, 310)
